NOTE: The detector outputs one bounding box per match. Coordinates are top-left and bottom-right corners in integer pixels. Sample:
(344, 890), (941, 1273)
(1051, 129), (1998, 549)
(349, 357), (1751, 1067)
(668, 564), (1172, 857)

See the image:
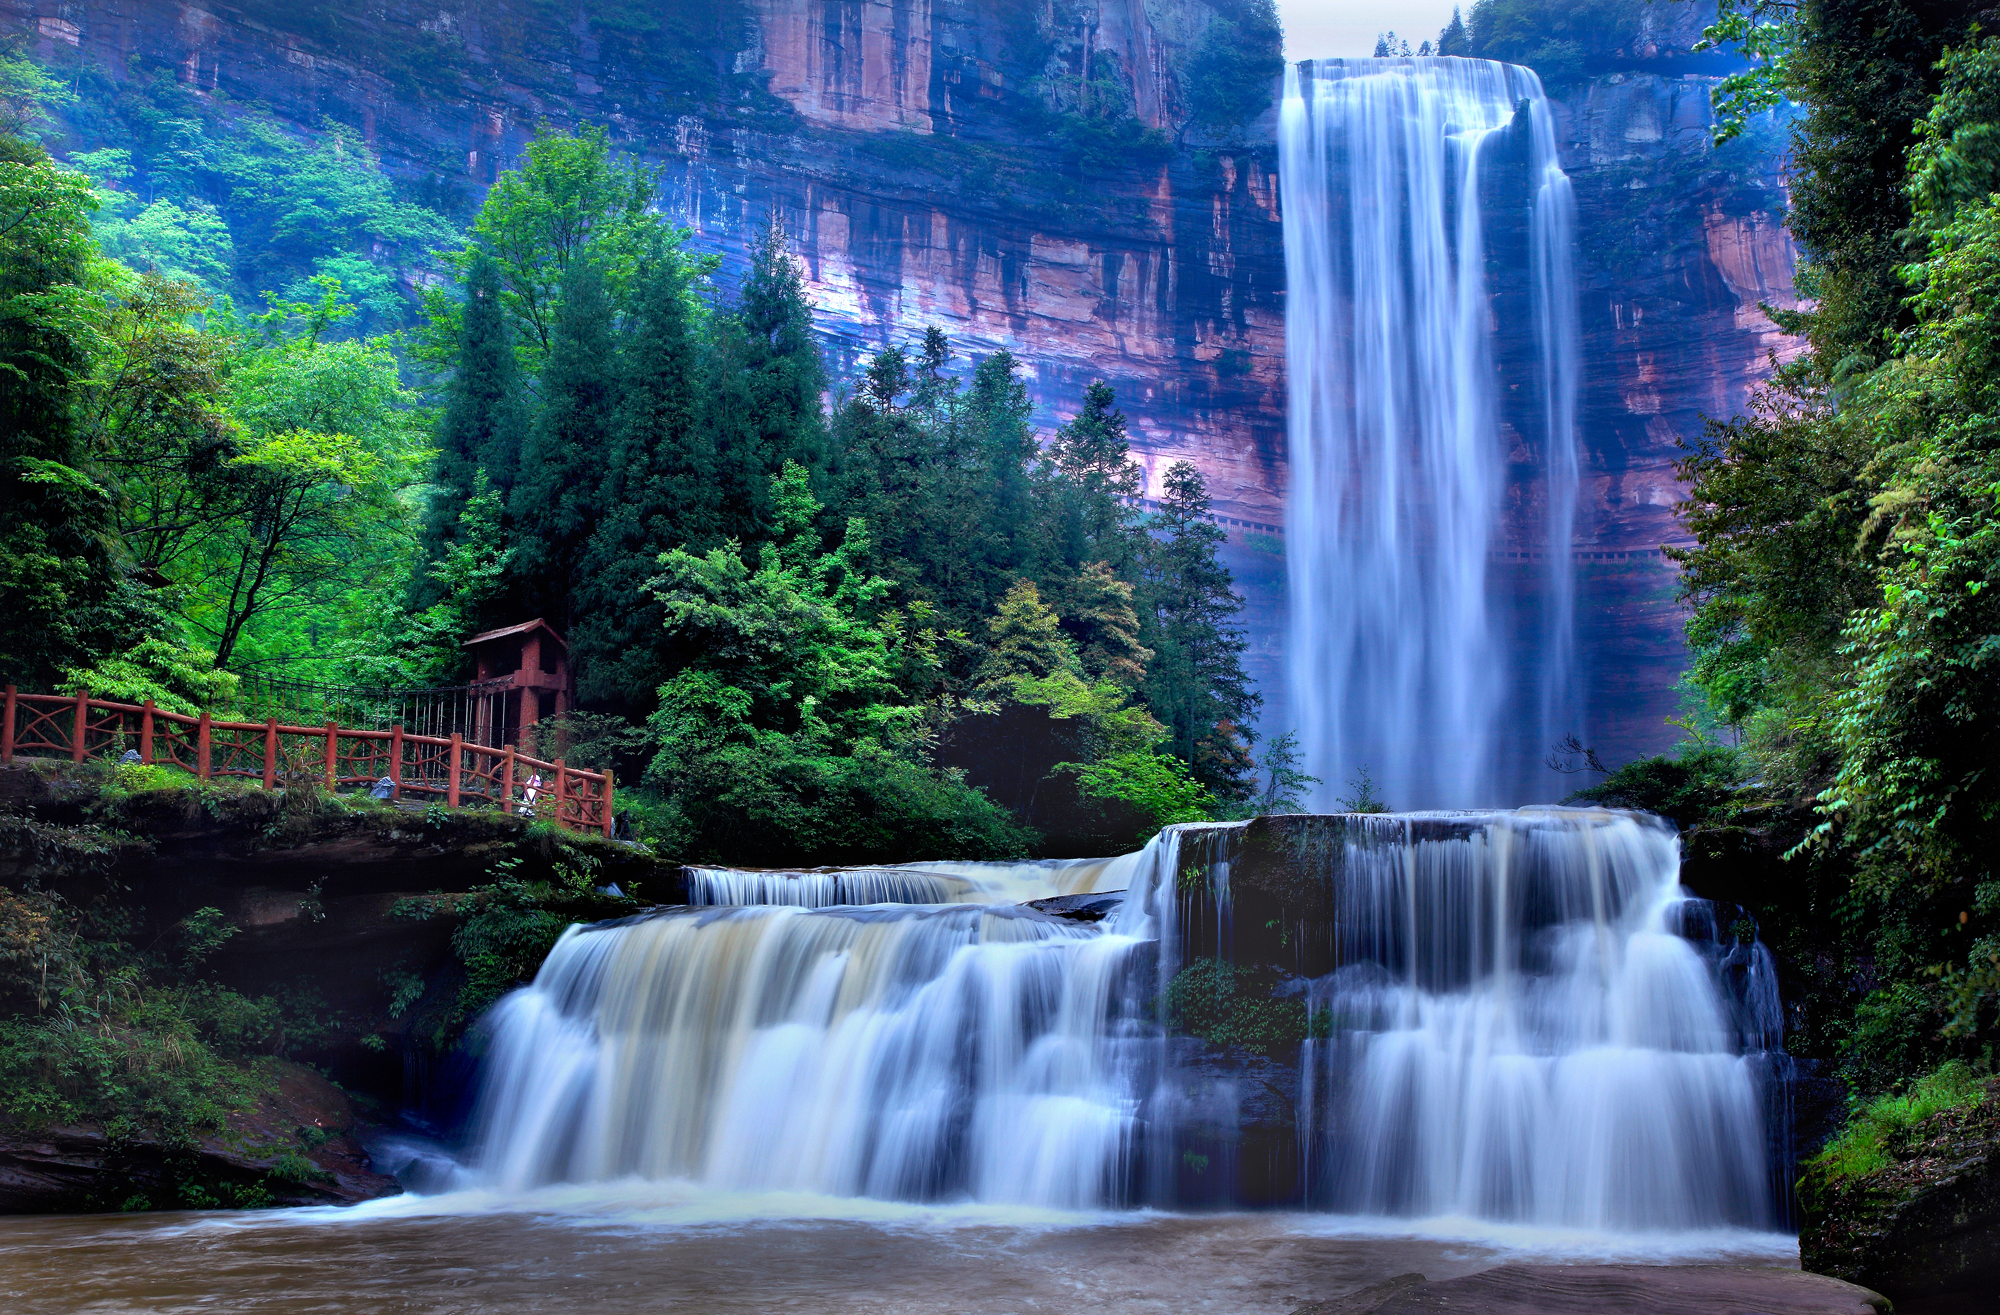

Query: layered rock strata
(4, 1), (1799, 763)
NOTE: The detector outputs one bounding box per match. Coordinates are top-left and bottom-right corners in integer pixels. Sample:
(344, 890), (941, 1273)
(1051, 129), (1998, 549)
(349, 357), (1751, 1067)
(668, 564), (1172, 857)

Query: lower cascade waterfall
(467, 811), (1786, 1231)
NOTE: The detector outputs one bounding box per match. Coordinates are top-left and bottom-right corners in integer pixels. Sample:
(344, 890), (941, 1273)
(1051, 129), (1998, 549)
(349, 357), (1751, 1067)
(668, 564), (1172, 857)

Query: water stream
(466, 810), (1787, 1234)
(1281, 57), (1581, 808)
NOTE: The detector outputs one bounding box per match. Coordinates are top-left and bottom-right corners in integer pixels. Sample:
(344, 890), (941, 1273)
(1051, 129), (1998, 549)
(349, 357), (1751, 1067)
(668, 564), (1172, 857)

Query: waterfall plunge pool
(0, 1189), (1798, 1315)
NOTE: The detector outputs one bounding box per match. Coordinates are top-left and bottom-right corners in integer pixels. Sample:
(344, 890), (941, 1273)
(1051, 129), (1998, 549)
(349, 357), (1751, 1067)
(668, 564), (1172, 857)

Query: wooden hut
(463, 619), (572, 749)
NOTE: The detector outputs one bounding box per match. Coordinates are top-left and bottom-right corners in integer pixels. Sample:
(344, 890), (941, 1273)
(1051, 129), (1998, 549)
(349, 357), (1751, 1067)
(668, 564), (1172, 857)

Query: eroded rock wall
(5, 1), (1799, 767)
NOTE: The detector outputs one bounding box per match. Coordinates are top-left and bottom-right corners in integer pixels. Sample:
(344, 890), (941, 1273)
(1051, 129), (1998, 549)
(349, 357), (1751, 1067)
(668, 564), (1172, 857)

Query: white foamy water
(1282, 57), (1581, 808)
(684, 853), (1142, 908)
(468, 812), (1787, 1235)
(1297, 811), (1782, 1230)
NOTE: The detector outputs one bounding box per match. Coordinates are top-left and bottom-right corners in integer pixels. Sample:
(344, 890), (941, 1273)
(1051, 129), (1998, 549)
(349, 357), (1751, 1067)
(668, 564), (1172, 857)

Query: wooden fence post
(501, 745), (516, 817)
(197, 711), (211, 780)
(447, 733), (462, 810)
(553, 759), (568, 832)
(323, 721), (338, 790)
(263, 717), (278, 790)
(140, 701), (155, 765)
(71, 689), (88, 763)
(602, 768), (614, 839)
(389, 725), (403, 800)
(2, 686), (15, 764)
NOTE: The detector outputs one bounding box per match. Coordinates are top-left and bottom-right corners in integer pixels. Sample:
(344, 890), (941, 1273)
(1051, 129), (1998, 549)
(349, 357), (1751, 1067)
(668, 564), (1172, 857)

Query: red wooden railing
(0, 686), (614, 837)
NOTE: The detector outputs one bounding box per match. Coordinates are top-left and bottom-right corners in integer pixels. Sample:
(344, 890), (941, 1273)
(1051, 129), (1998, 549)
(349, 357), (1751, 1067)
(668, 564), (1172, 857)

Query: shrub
(1564, 744), (1746, 826)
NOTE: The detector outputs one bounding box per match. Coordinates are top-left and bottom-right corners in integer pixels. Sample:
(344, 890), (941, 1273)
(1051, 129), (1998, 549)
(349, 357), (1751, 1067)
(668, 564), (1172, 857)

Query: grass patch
(1808, 1060), (1988, 1185)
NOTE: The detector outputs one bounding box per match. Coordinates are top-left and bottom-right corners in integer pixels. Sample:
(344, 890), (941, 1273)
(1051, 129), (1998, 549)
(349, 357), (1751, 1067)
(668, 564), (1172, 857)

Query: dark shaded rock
(1291, 1264), (1889, 1315)
(1802, 1079), (2000, 1306)
(0, 761), (667, 1106)
(0, 1060), (400, 1214)
(1025, 892), (1126, 922)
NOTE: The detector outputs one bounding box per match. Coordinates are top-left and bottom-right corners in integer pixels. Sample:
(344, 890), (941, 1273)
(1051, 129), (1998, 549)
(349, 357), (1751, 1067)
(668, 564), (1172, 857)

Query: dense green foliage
(1671, 3), (1999, 1096)
(1566, 743), (1748, 827)
(1464, 0), (1646, 85)
(2, 45), (1266, 867)
(1183, 1), (1286, 134)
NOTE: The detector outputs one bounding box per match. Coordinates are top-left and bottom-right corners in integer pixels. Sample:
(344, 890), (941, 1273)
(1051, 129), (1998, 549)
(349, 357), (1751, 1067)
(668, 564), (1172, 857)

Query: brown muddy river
(0, 1184), (1797, 1314)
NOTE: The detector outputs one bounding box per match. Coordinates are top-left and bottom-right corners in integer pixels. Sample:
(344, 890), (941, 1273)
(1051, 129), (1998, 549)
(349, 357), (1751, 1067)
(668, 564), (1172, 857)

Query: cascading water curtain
(1281, 58), (1581, 810)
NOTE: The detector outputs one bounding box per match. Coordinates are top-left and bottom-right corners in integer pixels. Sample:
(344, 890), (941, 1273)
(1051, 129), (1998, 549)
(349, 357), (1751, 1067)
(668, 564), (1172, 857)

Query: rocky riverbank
(0, 758), (670, 1213)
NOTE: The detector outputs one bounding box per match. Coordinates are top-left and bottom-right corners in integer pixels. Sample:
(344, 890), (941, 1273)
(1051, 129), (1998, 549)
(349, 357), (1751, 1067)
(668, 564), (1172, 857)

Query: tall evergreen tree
(572, 249), (719, 711)
(1143, 460), (1259, 799)
(1437, 8), (1470, 56)
(713, 217), (827, 540)
(966, 349), (1039, 588)
(508, 260), (616, 632)
(422, 253), (521, 584)
(1038, 380), (1144, 584)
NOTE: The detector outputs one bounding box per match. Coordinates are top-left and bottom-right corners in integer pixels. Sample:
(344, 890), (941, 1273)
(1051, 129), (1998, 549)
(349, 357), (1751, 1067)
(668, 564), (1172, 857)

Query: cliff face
(7, 0), (1796, 766)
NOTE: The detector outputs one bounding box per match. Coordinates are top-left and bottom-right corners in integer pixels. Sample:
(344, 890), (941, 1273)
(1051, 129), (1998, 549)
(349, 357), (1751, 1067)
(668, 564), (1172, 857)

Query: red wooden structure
(464, 619), (573, 750)
(0, 686), (613, 837)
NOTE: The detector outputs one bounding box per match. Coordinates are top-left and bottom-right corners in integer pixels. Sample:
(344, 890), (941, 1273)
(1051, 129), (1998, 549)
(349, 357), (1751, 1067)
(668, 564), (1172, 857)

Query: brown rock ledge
(1291, 1264), (1890, 1315)
(0, 1060), (401, 1214)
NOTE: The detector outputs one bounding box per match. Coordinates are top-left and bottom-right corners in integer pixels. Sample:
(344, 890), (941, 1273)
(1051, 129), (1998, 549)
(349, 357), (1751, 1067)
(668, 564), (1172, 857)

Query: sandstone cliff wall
(5, 0), (1799, 767)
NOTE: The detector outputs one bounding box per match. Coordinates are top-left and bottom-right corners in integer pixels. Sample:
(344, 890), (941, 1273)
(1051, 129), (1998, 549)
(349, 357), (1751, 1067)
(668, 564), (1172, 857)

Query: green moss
(1808, 1060), (1988, 1186)
(1166, 956), (1325, 1055)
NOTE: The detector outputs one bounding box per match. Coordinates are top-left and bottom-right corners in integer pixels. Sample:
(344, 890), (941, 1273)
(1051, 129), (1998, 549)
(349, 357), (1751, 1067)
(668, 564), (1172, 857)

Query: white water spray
(467, 813), (1781, 1232)
(1281, 58), (1581, 808)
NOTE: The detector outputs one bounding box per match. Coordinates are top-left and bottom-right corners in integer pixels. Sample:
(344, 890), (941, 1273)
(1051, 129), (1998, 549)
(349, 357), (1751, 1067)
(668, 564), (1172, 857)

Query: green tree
(450, 124), (660, 376)
(0, 141), (152, 684)
(1142, 460), (1260, 799)
(509, 261), (616, 632)
(1437, 8), (1472, 56)
(425, 252), (523, 568)
(1037, 380), (1144, 581)
(191, 281), (421, 668)
(712, 218), (828, 539)
(573, 246), (721, 711)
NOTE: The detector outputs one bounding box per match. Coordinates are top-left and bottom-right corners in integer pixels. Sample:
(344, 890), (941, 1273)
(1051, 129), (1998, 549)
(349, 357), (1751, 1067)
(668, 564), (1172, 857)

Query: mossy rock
(1800, 1076), (2000, 1301)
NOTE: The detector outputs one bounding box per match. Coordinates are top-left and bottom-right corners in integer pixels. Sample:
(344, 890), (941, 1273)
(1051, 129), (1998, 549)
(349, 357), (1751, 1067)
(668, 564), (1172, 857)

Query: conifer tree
(977, 580), (1080, 696)
(1070, 560), (1151, 689)
(1437, 8), (1470, 57)
(1143, 460), (1259, 799)
(508, 260), (616, 632)
(713, 217), (827, 540)
(1039, 380), (1144, 581)
(572, 248), (718, 710)
(423, 253), (521, 582)
(967, 349), (1039, 587)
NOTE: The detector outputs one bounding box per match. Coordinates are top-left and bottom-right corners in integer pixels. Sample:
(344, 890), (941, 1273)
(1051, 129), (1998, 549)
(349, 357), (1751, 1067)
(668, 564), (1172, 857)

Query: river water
(0, 1189), (1796, 1314)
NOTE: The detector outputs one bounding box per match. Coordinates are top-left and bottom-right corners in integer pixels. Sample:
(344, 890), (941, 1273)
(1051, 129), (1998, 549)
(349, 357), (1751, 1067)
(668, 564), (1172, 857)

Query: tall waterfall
(1281, 58), (1580, 809)
(465, 812), (1783, 1232)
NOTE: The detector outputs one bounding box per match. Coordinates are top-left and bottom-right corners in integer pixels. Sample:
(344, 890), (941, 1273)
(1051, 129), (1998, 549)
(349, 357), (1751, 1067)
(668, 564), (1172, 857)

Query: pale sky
(1276, 0), (1462, 59)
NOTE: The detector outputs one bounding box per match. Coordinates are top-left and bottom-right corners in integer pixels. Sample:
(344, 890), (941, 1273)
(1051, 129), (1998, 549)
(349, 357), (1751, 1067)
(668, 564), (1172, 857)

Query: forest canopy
(0, 55), (1270, 866)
